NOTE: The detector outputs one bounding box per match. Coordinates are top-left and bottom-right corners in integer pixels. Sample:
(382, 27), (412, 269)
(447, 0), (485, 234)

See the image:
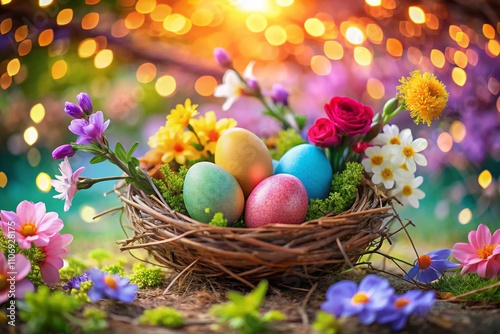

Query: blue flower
(377, 290), (435, 331)
(321, 274), (394, 325)
(63, 273), (90, 290)
(405, 248), (459, 283)
(87, 268), (138, 303)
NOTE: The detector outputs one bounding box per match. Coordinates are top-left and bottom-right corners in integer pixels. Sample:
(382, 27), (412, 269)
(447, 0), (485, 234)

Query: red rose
(353, 141), (371, 154)
(307, 118), (341, 147)
(324, 96), (374, 136)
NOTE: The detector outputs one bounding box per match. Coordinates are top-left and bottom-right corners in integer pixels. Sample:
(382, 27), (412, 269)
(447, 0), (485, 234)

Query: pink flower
(307, 118), (341, 147)
(0, 253), (34, 303)
(324, 96), (374, 136)
(1, 201), (63, 249)
(353, 141), (371, 154)
(39, 233), (73, 285)
(51, 157), (85, 212)
(452, 224), (500, 279)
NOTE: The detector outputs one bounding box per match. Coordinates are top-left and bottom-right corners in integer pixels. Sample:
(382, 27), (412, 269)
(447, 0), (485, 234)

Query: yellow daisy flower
(397, 70), (449, 126)
(166, 98), (199, 130)
(148, 127), (200, 165)
(190, 111), (237, 155)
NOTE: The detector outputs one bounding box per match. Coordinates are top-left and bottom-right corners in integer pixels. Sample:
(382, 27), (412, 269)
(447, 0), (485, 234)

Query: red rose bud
(77, 92), (93, 115)
(271, 83), (289, 106)
(213, 47), (233, 68)
(64, 102), (85, 119)
(307, 118), (341, 147)
(353, 141), (371, 154)
(324, 96), (374, 136)
(52, 144), (76, 159)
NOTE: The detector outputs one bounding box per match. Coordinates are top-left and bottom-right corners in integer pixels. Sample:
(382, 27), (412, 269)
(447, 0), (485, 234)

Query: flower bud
(353, 142), (371, 154)
(246, 78), (261, 96)
(52, 144), (76, 159)
(64, 102), (85, 119)
(77, 92), (93, 115)
(382, 97), (399, 117)
(271, 83), (289, 106)
(213, 47), (233, 68)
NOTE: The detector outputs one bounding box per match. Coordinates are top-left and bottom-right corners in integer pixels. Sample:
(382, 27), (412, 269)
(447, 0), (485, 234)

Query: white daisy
(391, 175), (426, 208)
(390, 128), (427, 173)
(372, 124), (402, 146)
(361, 145), (393, 173)
(214, 61), (255, 111)
(371, 162), (398, 189)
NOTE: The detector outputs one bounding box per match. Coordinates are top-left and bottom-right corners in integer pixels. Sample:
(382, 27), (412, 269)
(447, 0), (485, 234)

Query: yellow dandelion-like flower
(148, 127), (200, 165)
(190, 111), (237, 156)
(166, 98), (199, 130)
(397, 70), (449, 126)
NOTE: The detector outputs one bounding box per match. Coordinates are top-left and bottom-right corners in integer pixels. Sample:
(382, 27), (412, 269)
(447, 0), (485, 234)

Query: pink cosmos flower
(452, 224), (500, 279)
(39, 233), (73, 285)
(51, 157), (85, 212)
(0, 253), (34, 303)
(1, 201), (63, 249)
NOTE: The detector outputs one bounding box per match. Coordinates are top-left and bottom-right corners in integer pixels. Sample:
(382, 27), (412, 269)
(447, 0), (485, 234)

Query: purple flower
(213, 47), (232, 68)
(321, 274), (394, 325)
(271, 83), (289, 106)
(377, 290), (435, 331)
(63, 273), (90, 290)
(77, 92), (93, 115)
(64, 102), (85, 119)
(68, 111), (110, 145)
(87, 268), (138, 303)
(52, 144), (76, 159)
(405, 249), (459, 283)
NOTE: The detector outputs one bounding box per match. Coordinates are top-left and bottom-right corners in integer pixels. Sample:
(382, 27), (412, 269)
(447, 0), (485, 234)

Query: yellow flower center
(352, 292), (370, 304)
(104, 275), (117, 289)
(418, 254), (432, 269)
(402, 185), (413, 196)
(394, 298), (410, 309)
(371, 155), (383, 166)
(20, 223), (37, 237)
(402, 146), (415, 158)
(390, 137), (401, 145)
(477, 244), (497, 259)
(0, 274), (7, 291)
(381, 168), (393, 180)
(400, 163), (409, 171)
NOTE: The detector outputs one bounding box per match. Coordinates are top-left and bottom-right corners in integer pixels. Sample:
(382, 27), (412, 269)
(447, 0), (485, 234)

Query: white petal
(413, 189), (426, 199)
(412, 138), (428, 152)
(413, 153), (427, 166)
(412, 176), (424, 188)
(372, 174), (382, 185)
(383, 179), (395, 189)
(222, 96), (238, 111)
(400, 129), (413, 144)
(405, 159), (417, 173)
(391, 154), (405, 166)
(243, 61), (255, 79)
(361, 159), (372, 172)
(408, 196), (420, 208)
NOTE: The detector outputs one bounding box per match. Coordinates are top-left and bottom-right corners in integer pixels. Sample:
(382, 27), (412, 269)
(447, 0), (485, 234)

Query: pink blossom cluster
(0, 201), (73, 303)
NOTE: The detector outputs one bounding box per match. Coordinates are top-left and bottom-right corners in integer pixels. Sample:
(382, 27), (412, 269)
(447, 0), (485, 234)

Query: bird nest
(116, 178), (395, 287)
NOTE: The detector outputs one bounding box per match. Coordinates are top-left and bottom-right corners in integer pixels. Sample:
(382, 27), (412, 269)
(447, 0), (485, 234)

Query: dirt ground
(86, 269), (500, 334)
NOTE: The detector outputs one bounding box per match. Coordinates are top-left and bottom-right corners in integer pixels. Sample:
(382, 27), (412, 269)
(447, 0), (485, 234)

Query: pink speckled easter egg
(245, 174), (308, 228)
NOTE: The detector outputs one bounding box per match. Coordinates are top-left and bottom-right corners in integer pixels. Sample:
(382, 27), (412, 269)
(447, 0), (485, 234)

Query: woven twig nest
(116, 178), (394, 287)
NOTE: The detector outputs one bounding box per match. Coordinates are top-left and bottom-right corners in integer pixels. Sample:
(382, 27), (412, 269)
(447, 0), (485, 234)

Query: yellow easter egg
(215, 127), (273, 197)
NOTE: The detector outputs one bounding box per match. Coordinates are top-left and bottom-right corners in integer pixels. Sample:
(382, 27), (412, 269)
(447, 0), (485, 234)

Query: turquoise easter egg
(272, 159), (279, 174)
(183, 162), (244, 224)
(245, 174), (308, 228)
(275, 144), (332, 199)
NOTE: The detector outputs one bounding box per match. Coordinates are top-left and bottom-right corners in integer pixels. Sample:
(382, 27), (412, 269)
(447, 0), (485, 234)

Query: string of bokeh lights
(0, 0), (499, 225)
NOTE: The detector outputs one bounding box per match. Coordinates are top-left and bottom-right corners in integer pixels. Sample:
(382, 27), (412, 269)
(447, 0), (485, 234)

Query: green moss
(83, 307), (107, 321)
(306, 162), (364, 220)
(152, 164), (188, 214)
(102, 262), (126, 276)
(71, 280), (93, 304)
(209, 212), (228, 227)
(432, 274), (500, 302)
(60, 258), (89, 280)
(19, 286), (82, 334)
(139, 306), (184, 328)
(270, 128), (306, 160)
(130, 263), (164, 289)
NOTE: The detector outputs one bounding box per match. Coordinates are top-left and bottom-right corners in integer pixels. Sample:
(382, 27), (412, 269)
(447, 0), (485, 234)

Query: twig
(163, 259), (199, 294)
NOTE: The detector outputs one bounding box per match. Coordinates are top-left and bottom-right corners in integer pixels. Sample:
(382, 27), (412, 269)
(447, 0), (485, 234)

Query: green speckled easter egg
(183, 162), (244, 224)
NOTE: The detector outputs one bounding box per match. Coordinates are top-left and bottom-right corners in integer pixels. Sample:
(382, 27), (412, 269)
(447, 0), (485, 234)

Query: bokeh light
(94, 49), (113, 69)
(30, 103), (45, 124)
(23, 126), (38, 146)
(155, 75), (176, 97)
(458, 208), (472, 225)
(478, 170), (492, 189)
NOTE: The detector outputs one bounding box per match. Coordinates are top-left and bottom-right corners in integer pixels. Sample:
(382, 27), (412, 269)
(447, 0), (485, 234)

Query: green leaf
(115, 142), (128, 162)
(294, 115), (307, 130)
(127, 142), (139, 160)
(261, 310), (286, 322)
(89, 155), (107, 164)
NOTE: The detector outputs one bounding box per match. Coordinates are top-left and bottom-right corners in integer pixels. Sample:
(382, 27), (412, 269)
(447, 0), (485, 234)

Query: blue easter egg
(275, 144), (332, 199)
(272, 159), (279, 174)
